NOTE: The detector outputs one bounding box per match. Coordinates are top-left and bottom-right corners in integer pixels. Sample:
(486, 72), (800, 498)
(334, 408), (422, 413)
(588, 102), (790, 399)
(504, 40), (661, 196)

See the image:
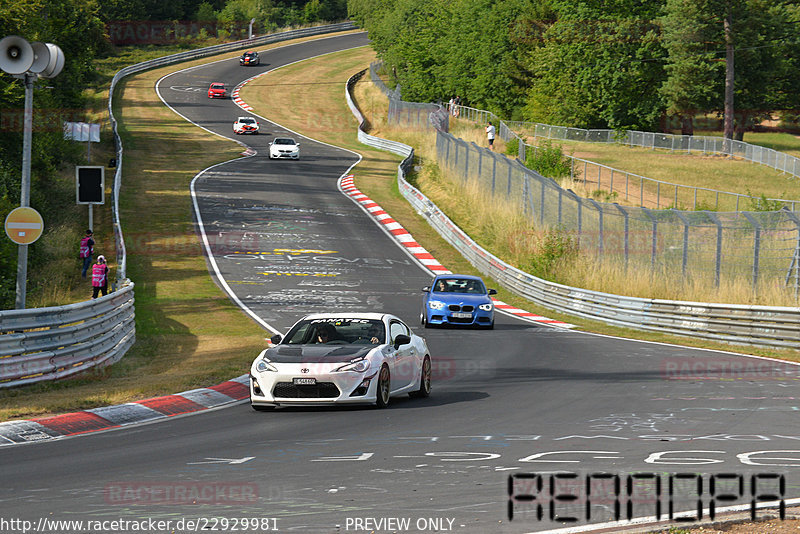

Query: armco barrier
(348, 71), (800, 350)
(0, 23), (357, 389)
(0, 282), (135, 387)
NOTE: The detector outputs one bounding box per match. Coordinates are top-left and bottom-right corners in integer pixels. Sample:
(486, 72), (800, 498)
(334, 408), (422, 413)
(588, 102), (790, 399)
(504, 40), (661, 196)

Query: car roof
(244, 50), (256, 54)
(298, 312), (394, 322)
(210, 82), (224, 86)
(434, 274), (484, 282)
(273, 137), (297, 142)
(237, 116), (256, 120)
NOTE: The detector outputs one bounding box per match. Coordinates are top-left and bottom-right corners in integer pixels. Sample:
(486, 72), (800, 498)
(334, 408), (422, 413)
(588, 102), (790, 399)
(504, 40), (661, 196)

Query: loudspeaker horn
(31, 42), (64, 78)
(30, 42), (51, 74)
(0, 35), (34, 75)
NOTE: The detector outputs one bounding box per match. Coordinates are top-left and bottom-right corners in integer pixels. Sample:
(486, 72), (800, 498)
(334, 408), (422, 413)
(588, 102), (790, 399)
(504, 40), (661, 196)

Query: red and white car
(207, 82), (226, 98)
(233, 117), (259, 135)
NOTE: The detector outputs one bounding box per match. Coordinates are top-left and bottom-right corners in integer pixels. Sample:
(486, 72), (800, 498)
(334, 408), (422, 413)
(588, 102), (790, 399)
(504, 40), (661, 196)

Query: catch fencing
(453, 104), (800, 213)
(350, 70), (800, 349)
(518, 122), (800, 179)
(0, 23), (357, 388)
(437, 132), (800, 296)
(369, 63), (800, 297)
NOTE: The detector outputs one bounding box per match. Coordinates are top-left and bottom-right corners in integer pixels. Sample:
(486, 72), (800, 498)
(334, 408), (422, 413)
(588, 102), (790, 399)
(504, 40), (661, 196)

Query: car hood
(266, 345), (374, 363)
(432, 293), (492, 305)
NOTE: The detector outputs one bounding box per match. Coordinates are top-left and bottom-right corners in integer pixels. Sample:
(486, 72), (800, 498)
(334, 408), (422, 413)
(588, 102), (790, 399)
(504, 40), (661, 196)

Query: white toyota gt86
(250, 313), (432, 410)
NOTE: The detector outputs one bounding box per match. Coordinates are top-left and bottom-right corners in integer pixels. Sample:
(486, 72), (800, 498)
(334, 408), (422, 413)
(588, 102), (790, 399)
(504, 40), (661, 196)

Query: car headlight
(428, 300), (446, 310)
(334, 358), (370, 373)
(479, 303), (493, 311)
(255, 359), (277, 373)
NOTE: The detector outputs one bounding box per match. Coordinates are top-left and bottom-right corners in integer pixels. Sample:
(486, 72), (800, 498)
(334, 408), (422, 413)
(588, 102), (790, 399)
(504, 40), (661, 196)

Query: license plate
(451, 312), (472, 318)
(293, 377), (316, 385)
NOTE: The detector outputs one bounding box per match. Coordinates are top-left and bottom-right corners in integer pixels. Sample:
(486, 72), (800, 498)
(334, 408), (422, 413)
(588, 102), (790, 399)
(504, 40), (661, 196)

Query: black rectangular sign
(76, 166), (104, 204)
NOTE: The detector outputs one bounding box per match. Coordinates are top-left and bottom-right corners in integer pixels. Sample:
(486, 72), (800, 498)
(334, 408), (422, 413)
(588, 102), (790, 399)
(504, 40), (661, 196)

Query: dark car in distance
(239, 51), (260, 66)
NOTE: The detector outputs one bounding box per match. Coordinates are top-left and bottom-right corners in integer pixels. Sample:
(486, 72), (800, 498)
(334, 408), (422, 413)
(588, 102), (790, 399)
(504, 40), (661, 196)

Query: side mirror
(270, 334), (282, 345)
(422, 286), (430, 292)
(393, 334), (411, 349)
(488, 289), (497, 295)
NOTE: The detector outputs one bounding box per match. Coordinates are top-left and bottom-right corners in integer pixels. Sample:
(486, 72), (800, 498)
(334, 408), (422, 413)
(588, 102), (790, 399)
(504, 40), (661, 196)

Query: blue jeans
(82, 256), (92, 277)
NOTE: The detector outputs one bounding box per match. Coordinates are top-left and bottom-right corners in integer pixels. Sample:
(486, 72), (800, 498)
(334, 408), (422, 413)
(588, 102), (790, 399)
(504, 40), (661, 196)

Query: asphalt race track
(1, 32), (799, 534)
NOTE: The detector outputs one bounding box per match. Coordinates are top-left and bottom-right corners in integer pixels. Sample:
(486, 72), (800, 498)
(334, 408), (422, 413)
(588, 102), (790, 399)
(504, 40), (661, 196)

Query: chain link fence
(370, 62), (800, 297)
(437, 133), (800, 295)
(510, 121), (800, 213)
(516, 122), (800, 178)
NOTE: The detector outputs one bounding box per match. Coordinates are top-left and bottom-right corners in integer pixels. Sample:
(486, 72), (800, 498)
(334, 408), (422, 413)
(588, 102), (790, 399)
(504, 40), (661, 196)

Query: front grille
(273, 382), (340, 398)
(449, 317), (473, 324)
(448, 304), (474, 312)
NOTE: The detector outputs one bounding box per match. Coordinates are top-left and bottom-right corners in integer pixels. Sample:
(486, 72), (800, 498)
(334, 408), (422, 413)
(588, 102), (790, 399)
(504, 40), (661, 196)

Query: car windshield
(211, 84), (224, 89)
(433, 278), (486, 294)
(281, 318), (385, 345)
(239, 118), (255, 124)
(274, 138), (296, 145)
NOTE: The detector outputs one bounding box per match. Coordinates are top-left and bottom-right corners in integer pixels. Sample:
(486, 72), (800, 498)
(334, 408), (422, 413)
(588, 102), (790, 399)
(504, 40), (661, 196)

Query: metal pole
(15, 73), (35, 310)
(704, 211), (723, 288)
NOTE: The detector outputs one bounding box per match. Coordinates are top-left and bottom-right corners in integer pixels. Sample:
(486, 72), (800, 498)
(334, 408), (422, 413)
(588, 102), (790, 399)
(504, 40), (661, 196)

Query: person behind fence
(486, 121), (496, 150)
(91, 255), (109, 299)
(79, 229), (94, 277)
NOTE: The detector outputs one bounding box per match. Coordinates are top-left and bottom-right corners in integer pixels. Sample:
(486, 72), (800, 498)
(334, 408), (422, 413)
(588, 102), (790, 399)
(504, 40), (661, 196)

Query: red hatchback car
(207, 82), (226, 98)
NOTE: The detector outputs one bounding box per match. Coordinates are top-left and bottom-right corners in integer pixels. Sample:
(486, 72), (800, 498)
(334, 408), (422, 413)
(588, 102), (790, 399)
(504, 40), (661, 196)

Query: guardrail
(350, 69), (800, 350)
(0, 282), (136, 387)
(0, 23), (358, 389)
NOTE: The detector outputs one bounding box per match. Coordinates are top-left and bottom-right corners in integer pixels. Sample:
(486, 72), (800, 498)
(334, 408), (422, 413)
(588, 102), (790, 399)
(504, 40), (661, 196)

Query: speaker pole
(14, 72), (35, 309)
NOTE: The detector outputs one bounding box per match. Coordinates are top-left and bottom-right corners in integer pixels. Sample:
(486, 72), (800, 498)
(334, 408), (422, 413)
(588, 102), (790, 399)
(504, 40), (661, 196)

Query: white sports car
(250, 313), (432, 410)
(268, 137), (300, 159)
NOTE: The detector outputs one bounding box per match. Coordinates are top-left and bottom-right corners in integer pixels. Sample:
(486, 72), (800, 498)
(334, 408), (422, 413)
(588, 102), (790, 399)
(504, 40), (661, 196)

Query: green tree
(0, 0), (106, 309)
(660, 0), (800, 138)
(520, 0), (666, 130)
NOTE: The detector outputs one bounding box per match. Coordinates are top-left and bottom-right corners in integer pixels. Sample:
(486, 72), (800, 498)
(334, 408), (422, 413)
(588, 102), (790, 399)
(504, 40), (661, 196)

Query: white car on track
(233, 116), (259, 135)
(268, 137), (300, 159)
(250, 313), (432, 410)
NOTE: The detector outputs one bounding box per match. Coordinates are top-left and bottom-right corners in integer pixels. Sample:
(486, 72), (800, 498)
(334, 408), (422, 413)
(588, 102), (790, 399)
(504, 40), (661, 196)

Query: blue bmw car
(421, 274), (497, 329)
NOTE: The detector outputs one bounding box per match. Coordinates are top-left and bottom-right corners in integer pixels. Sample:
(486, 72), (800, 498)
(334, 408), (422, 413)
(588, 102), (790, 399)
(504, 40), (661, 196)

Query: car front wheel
(375, 364), (390, 408)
